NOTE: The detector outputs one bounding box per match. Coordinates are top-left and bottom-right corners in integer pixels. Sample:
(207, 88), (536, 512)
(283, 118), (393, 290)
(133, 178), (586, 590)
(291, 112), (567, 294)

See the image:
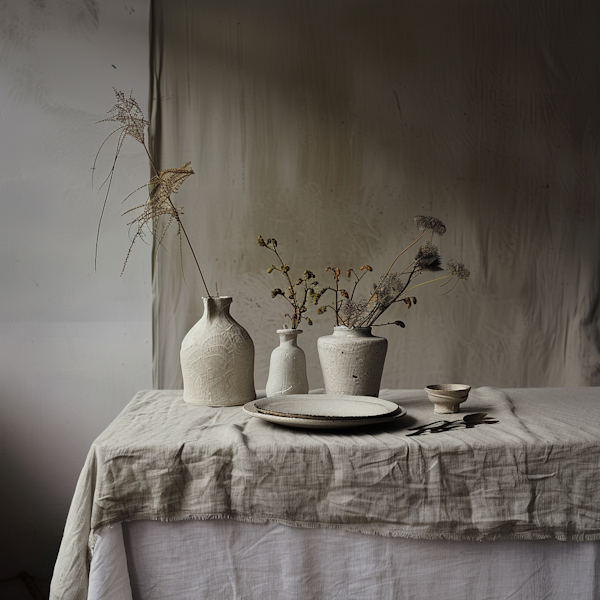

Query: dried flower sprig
(414, 215), (446, 235)
(120, 162), (194, 275)
(258, 236), (319, 329)
(446, 259), (470, 280)
(317, 215), (469, 328)
(93, 89), (210, 295)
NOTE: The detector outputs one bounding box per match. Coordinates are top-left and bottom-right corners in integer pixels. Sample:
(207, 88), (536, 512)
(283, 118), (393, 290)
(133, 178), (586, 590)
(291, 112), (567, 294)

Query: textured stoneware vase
(180, 296), (256, 406)
(265, 329), (309, 396)
(317, 326), (388, 397)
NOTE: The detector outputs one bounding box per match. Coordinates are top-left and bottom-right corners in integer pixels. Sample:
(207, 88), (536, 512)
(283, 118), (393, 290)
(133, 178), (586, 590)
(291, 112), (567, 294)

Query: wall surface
(151, 0), (600, 392)
(2, 0), (600, 582)
(0, 0), (151, 578)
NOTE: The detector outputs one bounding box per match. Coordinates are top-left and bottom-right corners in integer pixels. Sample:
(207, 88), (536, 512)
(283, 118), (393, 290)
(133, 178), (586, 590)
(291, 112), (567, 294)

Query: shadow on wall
(0, 383), (71, 580)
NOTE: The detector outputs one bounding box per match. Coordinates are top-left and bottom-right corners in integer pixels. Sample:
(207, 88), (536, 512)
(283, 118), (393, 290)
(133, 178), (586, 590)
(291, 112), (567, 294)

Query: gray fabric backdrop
(149, 0), (600, 391)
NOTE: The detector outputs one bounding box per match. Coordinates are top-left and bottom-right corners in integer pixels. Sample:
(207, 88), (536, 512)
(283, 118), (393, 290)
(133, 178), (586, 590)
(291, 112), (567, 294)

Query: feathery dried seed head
(98, 89), (149, 152)
(414, 215), (446, 235)
(119, 162), (194, 275)
(414, 241), (442, 271)
(446, 259), (471, 280)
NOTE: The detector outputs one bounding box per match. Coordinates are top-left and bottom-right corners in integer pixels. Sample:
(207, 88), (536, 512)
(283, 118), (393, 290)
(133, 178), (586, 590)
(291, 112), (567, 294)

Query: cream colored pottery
(253, 395), (400, 419)
(317, 326), (388, 397)
(181, 296), (256, 406)
(243, 397), (406, 429)
(265, 329), (309, 396)
(425, 384), (471, 414)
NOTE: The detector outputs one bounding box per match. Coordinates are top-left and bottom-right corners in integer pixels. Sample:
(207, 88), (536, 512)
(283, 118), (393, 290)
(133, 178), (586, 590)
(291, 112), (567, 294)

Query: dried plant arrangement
(93, 89), (211, 296)
(258, 236), (320, 329)
(313, 216), (470, 328)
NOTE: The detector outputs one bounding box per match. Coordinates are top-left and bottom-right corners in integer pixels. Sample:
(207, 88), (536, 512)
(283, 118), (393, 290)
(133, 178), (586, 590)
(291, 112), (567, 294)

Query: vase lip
(333, 325), (372, 332)
(277, 328), (303, 334)
(202, 295), (233, 306)
(202, 296), (233, 311)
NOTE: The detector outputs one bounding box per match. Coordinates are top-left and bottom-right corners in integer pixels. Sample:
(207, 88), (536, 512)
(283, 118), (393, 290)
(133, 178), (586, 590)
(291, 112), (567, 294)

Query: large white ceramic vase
(265, 329), (309, 396)
(181, 296), (256, 406)
(317, 326), (387, 397)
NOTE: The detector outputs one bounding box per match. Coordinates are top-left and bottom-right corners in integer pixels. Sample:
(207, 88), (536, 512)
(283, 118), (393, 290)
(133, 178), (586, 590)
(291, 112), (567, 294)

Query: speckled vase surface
(317, 326), (388, 397)
(181, 296), (256, 406)
(265, 329), (309, 397)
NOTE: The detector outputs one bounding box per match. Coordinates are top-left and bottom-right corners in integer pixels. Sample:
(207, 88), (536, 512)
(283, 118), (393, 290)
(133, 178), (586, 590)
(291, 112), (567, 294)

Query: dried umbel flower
(414, 215), (446, 235)
(318, 215), (469, 328)
(446, 260), (471, 280)
(338, 298), (366, 323)
(414, 241), (442, 271)
(376, 273), (405, 299)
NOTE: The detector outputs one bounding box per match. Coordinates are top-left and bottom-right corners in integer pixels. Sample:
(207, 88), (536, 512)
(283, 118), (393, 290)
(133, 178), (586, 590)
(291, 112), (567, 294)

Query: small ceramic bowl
(425, 384), (471, 414)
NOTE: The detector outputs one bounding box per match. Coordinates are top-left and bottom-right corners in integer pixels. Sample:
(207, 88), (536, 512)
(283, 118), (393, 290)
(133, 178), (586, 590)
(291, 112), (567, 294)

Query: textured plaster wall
(0, 0), (151, 578)
(152, 0), (600, 392)
(1, 0), (600, 581)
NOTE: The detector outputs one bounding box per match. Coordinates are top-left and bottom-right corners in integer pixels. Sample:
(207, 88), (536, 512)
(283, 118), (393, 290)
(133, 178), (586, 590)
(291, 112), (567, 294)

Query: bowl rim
(425, 384), (471, 392)
(425, 384), (471, 398)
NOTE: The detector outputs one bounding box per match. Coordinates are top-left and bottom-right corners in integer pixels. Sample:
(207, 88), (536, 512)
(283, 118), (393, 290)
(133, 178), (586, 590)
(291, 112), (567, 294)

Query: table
(50, 387), (600, 600)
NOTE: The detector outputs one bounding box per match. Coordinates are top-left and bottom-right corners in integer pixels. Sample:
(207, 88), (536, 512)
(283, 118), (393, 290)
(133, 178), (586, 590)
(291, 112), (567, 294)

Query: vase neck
(277, 328), (302, 346)
(332, 326), (373, 338)
(203, 296), (233, 321)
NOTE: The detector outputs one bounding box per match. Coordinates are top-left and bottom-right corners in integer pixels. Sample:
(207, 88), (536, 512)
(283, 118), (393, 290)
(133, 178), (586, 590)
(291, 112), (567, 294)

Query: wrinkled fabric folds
(87, 520), (600, 600)
(51, 387), (600, 600)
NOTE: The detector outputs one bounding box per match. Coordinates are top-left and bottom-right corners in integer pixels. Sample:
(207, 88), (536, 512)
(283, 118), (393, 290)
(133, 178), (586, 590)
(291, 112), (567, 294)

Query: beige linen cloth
(51, 387), (600, 600)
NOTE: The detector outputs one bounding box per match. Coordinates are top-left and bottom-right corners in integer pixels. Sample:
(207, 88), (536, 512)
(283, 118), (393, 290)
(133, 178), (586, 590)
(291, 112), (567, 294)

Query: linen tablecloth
(87, 519), (600, 600)
(51, 387), (600, 600)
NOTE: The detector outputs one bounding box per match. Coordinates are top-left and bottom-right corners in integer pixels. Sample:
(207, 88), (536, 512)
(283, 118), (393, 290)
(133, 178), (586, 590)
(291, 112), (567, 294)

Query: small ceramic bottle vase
(265, 329), (309, 396)
(317, 326), (388, 397)
(180, 296), (256, 406)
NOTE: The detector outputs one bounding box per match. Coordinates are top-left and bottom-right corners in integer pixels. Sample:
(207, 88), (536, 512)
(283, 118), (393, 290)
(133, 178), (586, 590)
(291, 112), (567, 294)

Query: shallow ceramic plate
(243, 396), (407, 429)
(254, 394), (400, 420)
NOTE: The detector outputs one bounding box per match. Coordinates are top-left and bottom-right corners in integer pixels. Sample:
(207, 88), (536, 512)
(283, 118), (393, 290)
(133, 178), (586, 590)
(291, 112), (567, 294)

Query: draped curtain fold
(150, 0), (600, 391)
